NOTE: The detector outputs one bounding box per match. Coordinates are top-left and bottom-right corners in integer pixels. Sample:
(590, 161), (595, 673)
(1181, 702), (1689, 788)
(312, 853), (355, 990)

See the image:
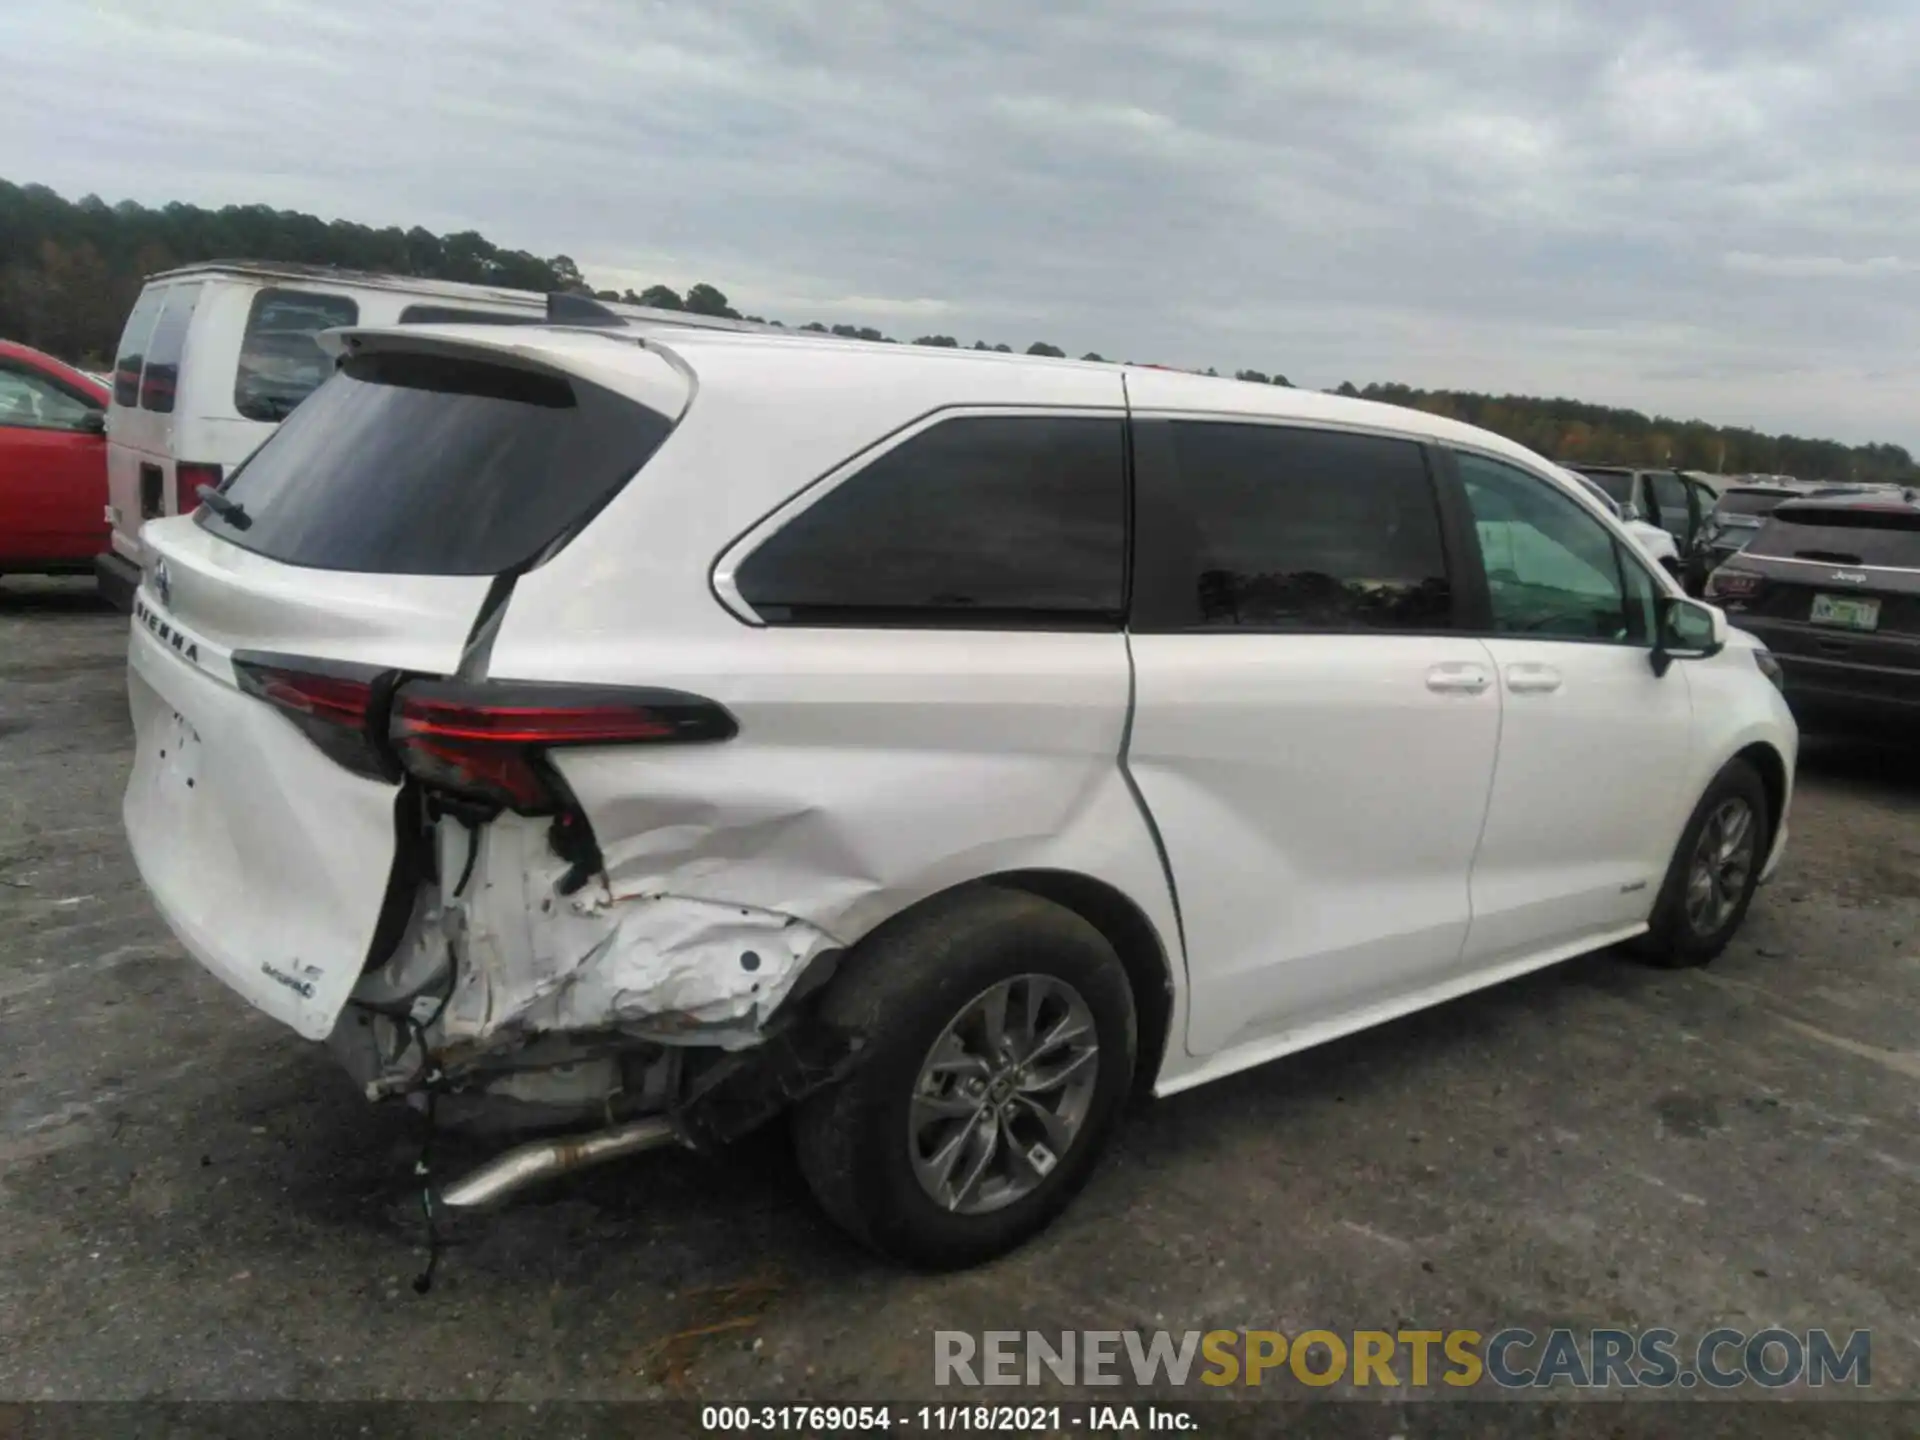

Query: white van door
(104, 284), (169, 564)
(1122, 417), (1502, 1060)
(1448, 450), (1694, 964)
(104, 281), (206, 561)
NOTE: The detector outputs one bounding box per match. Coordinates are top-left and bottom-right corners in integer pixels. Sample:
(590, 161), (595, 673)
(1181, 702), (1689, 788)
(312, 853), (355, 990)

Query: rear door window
(1647, 472), (1690, 540)
(198, 350), (675, 575)
(733, 414), (1127, 626)
(234, 289), (360, 422)
(138, 283), (203, 414)
(1571, 468), (1634, 506)
(111, 287), (166, 408)
(1135, 421), (1452, 631)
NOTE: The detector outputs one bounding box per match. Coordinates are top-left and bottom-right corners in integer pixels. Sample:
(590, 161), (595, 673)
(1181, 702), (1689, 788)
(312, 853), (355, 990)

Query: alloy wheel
(1684, 796), (1757, 937)
(907, 974), (1100, 1216)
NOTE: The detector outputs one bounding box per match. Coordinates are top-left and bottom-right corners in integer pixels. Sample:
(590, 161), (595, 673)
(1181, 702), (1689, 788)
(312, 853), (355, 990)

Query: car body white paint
(122, 321), (1796, 1114)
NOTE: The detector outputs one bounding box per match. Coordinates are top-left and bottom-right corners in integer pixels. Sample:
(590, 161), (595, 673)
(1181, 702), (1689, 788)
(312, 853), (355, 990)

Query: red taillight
(389, 680), (736, 813)
(175, 462), (223, 515)
(1707, 569), (1761, 600)
(232, 655), (395, 781)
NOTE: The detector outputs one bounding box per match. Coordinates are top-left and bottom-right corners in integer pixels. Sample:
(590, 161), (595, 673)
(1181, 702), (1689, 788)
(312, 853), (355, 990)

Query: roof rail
(546, 291), (627, 327)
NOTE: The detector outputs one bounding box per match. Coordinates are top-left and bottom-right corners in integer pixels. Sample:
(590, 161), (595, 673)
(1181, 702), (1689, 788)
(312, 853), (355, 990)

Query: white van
(97, 262), (748, 608)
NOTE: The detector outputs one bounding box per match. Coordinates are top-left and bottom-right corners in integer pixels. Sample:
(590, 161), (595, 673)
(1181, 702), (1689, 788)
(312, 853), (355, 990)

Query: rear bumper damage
(432, 1013), (863, 1208)
(323, 812), (859, 1199)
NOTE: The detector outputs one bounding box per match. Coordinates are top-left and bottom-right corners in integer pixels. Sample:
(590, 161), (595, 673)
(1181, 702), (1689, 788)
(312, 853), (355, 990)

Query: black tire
(792, 886), (1136, 1270)
(1632, 758), (1771, 968)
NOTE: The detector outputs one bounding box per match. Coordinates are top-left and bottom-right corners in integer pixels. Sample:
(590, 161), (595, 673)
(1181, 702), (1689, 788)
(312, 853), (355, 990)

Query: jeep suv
(1707, 488), (1920, 724)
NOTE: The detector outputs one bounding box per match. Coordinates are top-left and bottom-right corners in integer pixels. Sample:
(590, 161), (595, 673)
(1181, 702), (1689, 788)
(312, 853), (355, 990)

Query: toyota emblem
(153, 558), (172, 608)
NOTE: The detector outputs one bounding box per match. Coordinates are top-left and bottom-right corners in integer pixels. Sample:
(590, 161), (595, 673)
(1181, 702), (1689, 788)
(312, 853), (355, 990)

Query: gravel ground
(2, 576), (1916, 1438)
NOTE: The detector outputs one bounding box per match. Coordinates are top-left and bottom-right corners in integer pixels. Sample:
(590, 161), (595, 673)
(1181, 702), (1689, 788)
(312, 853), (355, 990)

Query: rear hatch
(1709, 496), (1920, 700)
(124, 333), (686, 1039)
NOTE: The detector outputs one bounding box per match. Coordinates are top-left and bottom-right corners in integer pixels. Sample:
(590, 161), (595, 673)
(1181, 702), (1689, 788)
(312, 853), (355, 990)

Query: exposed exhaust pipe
(439, 1115), (680, 1208)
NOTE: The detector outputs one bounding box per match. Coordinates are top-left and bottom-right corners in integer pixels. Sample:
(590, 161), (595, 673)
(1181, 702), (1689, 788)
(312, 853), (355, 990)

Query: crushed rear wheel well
(984, 869), (1174, 1101)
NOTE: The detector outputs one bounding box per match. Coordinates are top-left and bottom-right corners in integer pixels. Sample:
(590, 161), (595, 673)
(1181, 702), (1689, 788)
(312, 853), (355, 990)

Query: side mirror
(1651, 595), (1727, 677)
(76, 409), (106, 436)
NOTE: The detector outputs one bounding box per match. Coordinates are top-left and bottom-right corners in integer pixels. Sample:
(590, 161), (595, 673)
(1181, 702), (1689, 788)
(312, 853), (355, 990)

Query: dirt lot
(2, 577), (1917, 1435)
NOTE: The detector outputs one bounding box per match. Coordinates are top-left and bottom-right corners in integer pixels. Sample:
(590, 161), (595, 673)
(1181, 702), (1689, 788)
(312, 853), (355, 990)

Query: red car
(0, 339), (111, 579)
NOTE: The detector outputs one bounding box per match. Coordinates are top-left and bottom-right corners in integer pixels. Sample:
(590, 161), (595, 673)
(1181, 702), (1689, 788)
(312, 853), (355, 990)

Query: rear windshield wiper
(197, 486), (252, 530)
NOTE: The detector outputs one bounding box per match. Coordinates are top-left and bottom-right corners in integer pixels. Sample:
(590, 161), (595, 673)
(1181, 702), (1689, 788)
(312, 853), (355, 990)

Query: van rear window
(234, 289), (360, 422)
(138, 283), (203, 413)
(197, 350), (675, 575)
(1570, 468), (1634, 504)
(111, 288), (166, 408)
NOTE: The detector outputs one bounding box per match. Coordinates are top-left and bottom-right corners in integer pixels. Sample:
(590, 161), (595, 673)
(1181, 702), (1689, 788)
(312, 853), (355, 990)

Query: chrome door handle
(1506, 663), (1563, 694)
(1426, 662), (1492, 694)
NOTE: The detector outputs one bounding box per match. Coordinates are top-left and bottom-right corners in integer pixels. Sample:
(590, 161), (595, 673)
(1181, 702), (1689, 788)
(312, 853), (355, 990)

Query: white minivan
(97, 263), (740, 608)
(122, 305), (1797, 1268)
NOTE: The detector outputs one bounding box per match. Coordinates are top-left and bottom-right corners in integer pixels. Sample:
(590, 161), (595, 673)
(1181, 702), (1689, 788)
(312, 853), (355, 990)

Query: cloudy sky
(8, 0), (1917, 447)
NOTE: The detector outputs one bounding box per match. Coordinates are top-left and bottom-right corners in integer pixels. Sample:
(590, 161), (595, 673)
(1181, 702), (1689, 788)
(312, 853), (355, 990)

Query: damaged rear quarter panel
(469, 629), (1183, 1063)
(438, 814), (840, 1054)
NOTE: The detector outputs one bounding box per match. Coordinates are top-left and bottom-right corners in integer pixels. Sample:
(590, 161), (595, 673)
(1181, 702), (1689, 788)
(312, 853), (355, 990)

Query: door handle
(1505, 662), (1563, 694)
(1426, 662), (1492, 695)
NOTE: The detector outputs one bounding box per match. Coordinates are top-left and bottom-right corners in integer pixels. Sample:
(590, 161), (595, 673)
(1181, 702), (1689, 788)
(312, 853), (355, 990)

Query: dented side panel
(391, 627), (1180, 1076)
(538, 628), (1181, 1041)
(392, 627), (1179, 1072)
(446, 811), (843, 1050)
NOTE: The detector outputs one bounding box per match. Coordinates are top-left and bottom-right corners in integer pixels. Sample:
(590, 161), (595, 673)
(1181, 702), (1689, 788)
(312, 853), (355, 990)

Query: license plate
(1809, 593), (1880, 631)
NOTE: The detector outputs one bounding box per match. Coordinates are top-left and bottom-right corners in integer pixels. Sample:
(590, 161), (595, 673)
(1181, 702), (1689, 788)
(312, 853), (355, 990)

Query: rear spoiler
(314, 319), (698, 422)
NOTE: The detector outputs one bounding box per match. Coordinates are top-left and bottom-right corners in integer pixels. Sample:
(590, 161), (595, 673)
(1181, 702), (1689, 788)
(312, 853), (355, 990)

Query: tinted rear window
(111, 288), (166, 408)
(197, 350), (675, 575)
(398, 304), (541, 326)
(1717, 489), (1793, 516)
(1773, 503), (1920, 530)
(1570, 475), (1622, 515)
(1571, 469), (1633, 503)
(1145, 422), (1451, 631)
(734, 414), (1126, 625)
(234, 289), (360, 422)
(1750, 506), (1920, 568)
(138, 283), (202, 414)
